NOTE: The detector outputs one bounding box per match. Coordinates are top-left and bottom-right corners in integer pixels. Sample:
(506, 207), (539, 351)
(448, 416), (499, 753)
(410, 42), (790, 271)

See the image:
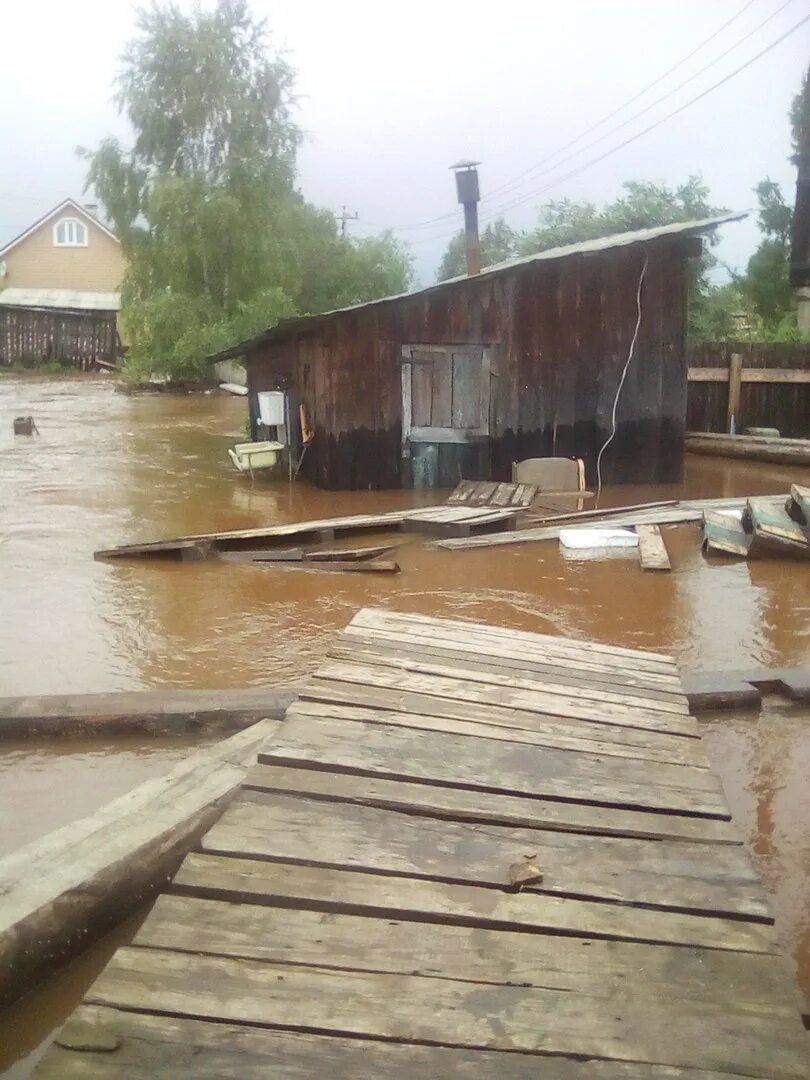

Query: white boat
(228, 441), (285, 478)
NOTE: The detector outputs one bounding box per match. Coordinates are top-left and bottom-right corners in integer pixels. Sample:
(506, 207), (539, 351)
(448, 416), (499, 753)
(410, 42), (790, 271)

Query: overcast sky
(1, 0), (808, 284)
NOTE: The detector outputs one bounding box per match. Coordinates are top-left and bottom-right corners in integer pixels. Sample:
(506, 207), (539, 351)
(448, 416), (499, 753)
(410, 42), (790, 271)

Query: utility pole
(339, 206), (359, 239)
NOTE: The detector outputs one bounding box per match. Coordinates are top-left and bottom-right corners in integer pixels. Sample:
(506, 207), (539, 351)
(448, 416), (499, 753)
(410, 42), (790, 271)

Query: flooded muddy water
(1, 374), (809, 1072)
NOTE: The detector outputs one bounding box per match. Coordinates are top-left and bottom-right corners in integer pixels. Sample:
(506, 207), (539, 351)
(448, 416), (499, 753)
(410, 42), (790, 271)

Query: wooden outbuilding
(212, 214), (743, 490)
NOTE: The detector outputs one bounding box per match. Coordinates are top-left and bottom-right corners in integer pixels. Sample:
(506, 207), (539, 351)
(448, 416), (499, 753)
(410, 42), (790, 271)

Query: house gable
(0, 199), (125, 295)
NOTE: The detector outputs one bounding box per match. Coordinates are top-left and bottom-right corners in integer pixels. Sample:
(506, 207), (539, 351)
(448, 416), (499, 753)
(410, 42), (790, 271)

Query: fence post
(727, 353), (743, 434)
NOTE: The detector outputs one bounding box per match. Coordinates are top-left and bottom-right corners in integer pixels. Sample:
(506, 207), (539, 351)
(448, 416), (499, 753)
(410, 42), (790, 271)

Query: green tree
(437, 218), (519, 281)
(83, 0), (411, 380)
(739, 179), (795, 329)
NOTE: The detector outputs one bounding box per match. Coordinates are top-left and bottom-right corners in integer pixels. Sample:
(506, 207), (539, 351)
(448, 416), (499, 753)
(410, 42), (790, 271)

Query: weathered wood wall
(0, 307), (118, 370)
(687, 343), (810, 437)
(246, 238), (693, 490)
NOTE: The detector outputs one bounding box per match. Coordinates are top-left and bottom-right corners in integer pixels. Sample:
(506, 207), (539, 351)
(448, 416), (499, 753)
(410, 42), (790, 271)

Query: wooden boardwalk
(36, 609), (809, 1078)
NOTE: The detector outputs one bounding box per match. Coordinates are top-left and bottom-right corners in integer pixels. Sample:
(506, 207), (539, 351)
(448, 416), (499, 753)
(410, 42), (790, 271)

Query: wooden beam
(727, 353), (743, 434)
(0, 719), (281, 1010)
(637, 524), (672, 571)
(688, 367), (810, 384)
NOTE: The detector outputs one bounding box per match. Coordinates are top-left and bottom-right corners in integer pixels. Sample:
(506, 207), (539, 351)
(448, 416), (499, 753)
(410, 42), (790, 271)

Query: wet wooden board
(243, 762), (740, 843)
(139, 893), (796, 1009)
(203, 792), (764, 917)
(637, 524), (672, 570)
(306, 663), (697, 735)
(448, 479), (539, 507)
(320, 646), (690, 715)
(339, 624), (685, 694)
(39, 1007), (761, 1080)
(787, 483), (810, 525)
(0, 719), (281, 1010)
(173, 851), (777, 953)
(42, 1006), (772, 1080)
(262, 714), (726, 816)
(289, 697), (707, 768)
(36, 608), (808, 1080)
(350, 607), (680, 669)
(79, 947), (808, 1078)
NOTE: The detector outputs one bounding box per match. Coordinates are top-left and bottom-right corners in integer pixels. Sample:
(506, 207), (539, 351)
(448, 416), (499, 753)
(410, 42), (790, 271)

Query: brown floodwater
(1, 374), (809, 1073)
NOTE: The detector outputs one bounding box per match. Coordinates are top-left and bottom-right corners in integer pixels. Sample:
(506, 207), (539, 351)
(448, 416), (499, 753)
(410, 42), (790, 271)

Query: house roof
(0, 198), (120, 259)
(0, 288), (121, 312)
(209, 211), (746, 362)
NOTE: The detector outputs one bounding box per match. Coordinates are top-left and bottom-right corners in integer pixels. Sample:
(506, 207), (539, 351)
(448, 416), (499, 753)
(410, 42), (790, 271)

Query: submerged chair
(511, 456), (586, 493)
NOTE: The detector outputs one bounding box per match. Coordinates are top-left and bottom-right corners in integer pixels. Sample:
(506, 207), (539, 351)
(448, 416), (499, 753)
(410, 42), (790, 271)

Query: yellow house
(0, 198), (126, 368)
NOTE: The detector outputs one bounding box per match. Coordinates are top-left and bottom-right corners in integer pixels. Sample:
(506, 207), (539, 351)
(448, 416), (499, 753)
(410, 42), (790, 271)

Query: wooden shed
(212, 214), (742, 490)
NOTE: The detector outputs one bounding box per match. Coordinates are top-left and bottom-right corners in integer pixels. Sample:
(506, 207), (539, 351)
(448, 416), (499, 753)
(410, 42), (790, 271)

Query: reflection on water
(1, 375), (809, 1073)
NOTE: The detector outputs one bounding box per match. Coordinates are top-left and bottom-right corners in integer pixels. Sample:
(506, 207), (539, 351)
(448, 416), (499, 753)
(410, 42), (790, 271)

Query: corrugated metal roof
(209, 211), (746, 361)
(0, 288), (121, 311)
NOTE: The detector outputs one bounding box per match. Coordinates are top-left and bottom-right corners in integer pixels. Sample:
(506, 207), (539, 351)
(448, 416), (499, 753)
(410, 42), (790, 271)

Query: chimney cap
(450, 159), (481, 171)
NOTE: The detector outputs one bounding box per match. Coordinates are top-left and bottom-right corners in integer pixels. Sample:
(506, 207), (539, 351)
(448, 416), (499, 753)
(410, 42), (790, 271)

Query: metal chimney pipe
(451, 161), (481, 276)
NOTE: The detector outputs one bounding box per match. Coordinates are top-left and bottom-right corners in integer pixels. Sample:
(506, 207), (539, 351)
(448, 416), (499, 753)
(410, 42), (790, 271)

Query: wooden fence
(687, 343), (810, 438)
(0, 306), (119, 370)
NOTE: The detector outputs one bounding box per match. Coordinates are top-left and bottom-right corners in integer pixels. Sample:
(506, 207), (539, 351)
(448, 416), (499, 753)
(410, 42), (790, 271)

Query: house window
(53, 218), (88, 247)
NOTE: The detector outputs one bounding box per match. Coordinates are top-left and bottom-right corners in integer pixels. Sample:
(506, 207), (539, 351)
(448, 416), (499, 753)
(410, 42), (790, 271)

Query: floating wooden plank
(40, 1006), (755, 1080)
(0, 719), (281, 1010)
(290, 697), (705, 768)
(433, 495), (786, 550)
(94, 510), (412, 560)
(261, 715), (725, 816)
(203, 794), (763, 917)
(526, 499), (678, 526)
(78, 947), (808, 1077)
(243, 762), (741, 844)
(173, 851), (777, 954)
(303, 543), (399, 561)
(257, 558), (401, 574)
(637, 524), (672, 570)
(702, 510), (752, 558)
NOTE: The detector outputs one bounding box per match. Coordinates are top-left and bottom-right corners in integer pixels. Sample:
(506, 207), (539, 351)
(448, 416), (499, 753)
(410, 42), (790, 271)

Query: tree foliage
(437, 219), (519, 281)
(83, 0), (411, 380)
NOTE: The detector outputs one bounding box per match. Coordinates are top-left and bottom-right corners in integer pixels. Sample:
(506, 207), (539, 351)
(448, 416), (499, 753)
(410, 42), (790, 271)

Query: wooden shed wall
(246, 238), (690, 489)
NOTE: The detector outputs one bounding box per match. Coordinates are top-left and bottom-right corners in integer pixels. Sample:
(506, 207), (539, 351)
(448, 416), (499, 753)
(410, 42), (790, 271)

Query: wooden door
(400, 345), (493, 488)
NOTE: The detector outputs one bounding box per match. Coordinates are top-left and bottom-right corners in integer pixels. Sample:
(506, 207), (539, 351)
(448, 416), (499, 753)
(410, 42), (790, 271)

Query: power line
(482, 0), (798, 211)
(403, 11), (809, 250)
(372, 0), (767, 234)
(483, 0), (765, 204)
(476, 12), (810, 227)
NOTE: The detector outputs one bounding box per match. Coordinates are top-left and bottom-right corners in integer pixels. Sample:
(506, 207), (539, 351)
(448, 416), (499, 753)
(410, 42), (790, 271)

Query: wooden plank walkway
(35, 609), (809, 1078)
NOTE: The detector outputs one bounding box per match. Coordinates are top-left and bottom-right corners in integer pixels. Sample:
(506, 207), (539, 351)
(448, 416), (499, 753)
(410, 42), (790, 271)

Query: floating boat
(227, 440), (285, 477)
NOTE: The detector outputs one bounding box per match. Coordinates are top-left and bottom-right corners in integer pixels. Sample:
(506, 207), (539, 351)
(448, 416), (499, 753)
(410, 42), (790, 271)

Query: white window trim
(53, 217), (88, 248)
